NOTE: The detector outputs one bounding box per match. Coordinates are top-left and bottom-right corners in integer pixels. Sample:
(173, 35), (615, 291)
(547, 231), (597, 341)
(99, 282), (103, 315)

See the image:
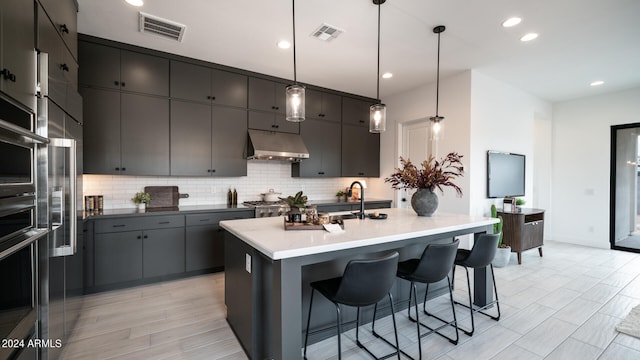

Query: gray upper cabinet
(306, 90), (341, 122)
(38, 3), (78, 112)
(341, 124), (380, 177)
(292, 118), (341, 177)
(121, 93), (170, 175)
(79, 41), (169, 96)
(82, 87), (170, 175)
(0, 0), (36, 111)
(81, 87), (121, 174)
(39, 0), (78, 59)
(170, 60), (247, 107)
(171, 100), (247, 176)
(248, 77), (287, 114)
(342, 97), (371, 126)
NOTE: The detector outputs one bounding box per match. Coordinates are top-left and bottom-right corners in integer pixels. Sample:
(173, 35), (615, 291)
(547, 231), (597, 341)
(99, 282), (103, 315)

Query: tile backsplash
(83, 161), (371, 210)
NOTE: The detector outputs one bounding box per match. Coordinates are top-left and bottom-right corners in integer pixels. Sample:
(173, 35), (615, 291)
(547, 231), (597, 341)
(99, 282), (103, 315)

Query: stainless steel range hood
(247, 129), (309, 161)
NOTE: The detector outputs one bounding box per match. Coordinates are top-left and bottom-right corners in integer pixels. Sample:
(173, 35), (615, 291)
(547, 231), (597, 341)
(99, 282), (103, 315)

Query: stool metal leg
(453, 264), (501, 336)
(336, 304), (342, 360)
(303, 288), (315, 360)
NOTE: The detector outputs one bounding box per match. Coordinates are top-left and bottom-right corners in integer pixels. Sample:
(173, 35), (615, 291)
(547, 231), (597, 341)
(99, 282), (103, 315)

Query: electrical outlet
(245, 253), (251, 273)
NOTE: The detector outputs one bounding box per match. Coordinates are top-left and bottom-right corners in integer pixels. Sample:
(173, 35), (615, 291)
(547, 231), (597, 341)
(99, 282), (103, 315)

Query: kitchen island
(221, 208), (498, 359)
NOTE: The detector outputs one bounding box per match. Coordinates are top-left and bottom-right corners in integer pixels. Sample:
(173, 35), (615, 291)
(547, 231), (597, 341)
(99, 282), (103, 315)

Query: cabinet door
(274, 113), (300, 134)
(248, 110), (276, 131)
(170, 100), (212, 176)
(120, 50), (169, 96)
(342, 97), (370, 126)
(78, 41), (120, 90)
(248, 77), (275, 112)
(170, 60), (210, 103)
(94, 231), (143, 286)
(320, 92), (342, 123)
(185, 224), (221, 271)
(295, 118), (340, 177)
(211, 69), (247, 108)
(121, 93), (170, 175)
(143, 228), (185, 278)
(39, 0), (78, 59)
(341, 124), (380, 177)
(1, 0), (36, 111)
(211, 106), (247, 176)
(80, 87), (121, 174)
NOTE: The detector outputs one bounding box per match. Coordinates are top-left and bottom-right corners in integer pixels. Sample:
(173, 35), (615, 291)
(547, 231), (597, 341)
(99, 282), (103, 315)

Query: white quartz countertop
(219, 208), (498, 260)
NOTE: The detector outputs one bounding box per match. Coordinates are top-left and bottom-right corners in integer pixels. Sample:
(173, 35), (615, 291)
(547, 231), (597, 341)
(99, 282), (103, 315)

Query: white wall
(373, 71), (472, 215)
(374, 70), (552, 221)
(552, 87), (640, 248)
(83, 161), (369, 210)
(468, 71), (552, 218)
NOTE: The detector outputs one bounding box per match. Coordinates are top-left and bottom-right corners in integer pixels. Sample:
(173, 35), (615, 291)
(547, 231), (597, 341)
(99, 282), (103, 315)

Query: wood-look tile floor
(61, 241), (640, 359)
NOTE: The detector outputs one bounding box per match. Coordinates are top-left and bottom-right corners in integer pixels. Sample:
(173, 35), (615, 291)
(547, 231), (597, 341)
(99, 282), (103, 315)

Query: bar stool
(452, 233), (501, 336)
(393, 240), (460, 359)
(303, 252), (401, 360)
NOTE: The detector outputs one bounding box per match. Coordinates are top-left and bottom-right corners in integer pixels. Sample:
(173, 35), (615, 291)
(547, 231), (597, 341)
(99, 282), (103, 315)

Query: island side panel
(224, 232), (259, 358)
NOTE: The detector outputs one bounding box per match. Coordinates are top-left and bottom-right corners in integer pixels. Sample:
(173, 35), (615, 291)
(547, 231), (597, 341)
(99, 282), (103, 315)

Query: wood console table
(498, 208), (544, 264)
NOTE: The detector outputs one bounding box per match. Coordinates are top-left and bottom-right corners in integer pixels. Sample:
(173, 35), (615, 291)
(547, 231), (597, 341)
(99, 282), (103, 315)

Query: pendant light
(286, 0), (305, 122)
(430, 25), (445, 143)
(369, 0), (386, 133)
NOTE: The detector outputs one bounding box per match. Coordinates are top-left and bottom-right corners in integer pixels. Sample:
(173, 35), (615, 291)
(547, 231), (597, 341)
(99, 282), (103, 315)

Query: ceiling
(77, 0), (640, 103)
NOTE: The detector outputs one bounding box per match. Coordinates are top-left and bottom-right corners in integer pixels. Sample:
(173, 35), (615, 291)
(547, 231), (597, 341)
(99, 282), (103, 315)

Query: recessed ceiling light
(502, 17), (522, 27)
(382, 72), (393, 79)
(590, 80), (604, 86)
(277, 40), (291, 49)
(520, 33), (538, 42)
(126, 0), (144, 6)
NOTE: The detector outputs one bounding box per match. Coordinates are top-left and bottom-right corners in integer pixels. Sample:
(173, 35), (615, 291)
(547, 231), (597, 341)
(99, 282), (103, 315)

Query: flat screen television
(487, 150), (525, 198)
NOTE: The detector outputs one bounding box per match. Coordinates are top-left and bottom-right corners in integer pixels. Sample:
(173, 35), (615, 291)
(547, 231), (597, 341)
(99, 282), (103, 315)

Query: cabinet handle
(211, 169), (216, 173)
(1, 69), (16, 82)
(158, 221), (170, 224)
(114, 81), (119, 86)
(211, 96), (216, 100)
(60, 63), (69, 72)
(137, 235), (141, 239)
(59, 24), (69, 34)
(318, 171), (325, 175)
(112, 224), (126, 228)
(121, 82), (126, 87)
(358, 172), (365, 176)
(143, 235), (148, 239)
(359, 120), (365, 123)
(199, 219), (211, 222)
(122, 167), (126, 171)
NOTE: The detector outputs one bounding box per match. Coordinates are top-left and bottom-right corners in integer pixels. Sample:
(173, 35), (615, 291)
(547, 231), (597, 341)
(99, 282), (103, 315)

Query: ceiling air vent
(139, 12), (186, 42)
(311, 23), (344, 41)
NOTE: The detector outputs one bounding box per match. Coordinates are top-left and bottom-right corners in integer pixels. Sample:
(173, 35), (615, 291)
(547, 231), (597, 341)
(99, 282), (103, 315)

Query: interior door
(399, 119), (431, 208)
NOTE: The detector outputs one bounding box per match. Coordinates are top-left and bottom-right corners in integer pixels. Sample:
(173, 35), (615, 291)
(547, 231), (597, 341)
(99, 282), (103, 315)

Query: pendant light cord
(376, 2), (381, 102)
(292, 0), (297, 84)
(435, 30), (441, 116)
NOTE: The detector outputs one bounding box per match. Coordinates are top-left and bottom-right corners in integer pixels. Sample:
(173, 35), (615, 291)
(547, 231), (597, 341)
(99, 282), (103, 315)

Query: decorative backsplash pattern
(83, 161), (369, 210)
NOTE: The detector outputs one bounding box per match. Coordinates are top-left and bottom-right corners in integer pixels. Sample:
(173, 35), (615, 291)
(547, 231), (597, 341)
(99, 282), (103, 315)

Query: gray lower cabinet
(171, 100), (247, 176)
(316, 201), (391, 213)
(143, 227), (185, 278)
(292, 118), (341, 177)
(92, 215), (185, 287)
(94, 231), (143, 286)
(341, 124), (380, 177)
(185, 210), (253, 272)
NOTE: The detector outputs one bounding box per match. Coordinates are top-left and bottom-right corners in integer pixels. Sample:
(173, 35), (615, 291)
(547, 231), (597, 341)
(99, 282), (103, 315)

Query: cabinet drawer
(522, 220), (544, 250)
(186, 211), (253, 226)
(95, 215), (185, 233)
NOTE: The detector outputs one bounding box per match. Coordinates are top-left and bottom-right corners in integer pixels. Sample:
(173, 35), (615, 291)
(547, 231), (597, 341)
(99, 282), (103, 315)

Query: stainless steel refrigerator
(37, 52), (83, 360)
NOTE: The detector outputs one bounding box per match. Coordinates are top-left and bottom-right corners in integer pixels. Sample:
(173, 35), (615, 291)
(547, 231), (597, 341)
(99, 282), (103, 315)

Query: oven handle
(0, 118), (49, 144)
(50, 138), (77, 257)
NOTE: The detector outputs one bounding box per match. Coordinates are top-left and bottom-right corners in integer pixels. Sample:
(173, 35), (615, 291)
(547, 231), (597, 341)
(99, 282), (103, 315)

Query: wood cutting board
(144, 186), (189, 208)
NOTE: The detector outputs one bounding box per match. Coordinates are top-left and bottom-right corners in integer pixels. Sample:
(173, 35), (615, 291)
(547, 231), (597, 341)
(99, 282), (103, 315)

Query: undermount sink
(328, 211), (359, 220)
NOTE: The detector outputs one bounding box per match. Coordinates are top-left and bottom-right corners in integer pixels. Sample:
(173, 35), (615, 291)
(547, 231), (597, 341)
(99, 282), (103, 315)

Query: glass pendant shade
(285, 84), (305, 122)
(369, 103), (386, 133)
(429, 115), (444, 141)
